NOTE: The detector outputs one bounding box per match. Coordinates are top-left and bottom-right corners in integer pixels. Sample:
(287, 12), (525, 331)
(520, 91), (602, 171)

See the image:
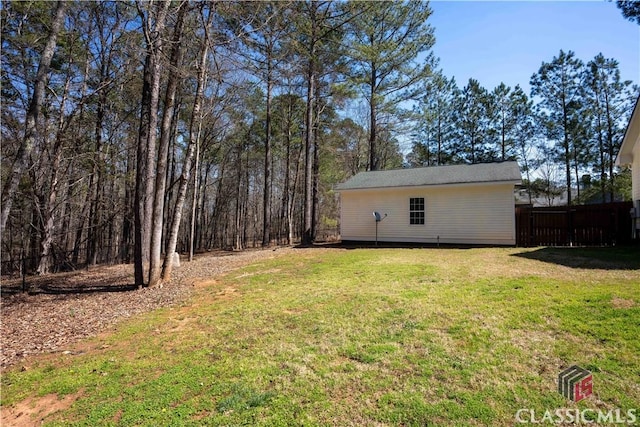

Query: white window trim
(409, 197), (425, 226)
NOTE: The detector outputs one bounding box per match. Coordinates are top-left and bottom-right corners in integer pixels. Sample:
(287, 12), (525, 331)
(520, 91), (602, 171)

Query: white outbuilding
(336, 161), (522, 245)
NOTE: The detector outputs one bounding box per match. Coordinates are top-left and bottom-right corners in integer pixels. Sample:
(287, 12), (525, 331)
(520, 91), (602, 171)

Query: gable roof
(336, 161), (522, 191)
(616, 95), (640, 166)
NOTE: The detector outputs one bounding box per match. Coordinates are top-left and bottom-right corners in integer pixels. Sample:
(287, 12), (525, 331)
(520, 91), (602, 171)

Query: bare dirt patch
(611, 297), (636, 309)
(214, 286), (239, 299)
(1, 390), (83, 427)
(194, 279), (219, 288)
(1, 247), (303, 370)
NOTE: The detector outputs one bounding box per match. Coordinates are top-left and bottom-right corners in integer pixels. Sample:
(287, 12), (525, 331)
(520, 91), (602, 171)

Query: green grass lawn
(2, 247), (639, 426)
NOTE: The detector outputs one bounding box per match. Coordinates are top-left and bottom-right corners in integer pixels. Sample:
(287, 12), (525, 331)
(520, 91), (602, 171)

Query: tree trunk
(311, 92), (321, 241)
(574, 152), (581, 201)
(37, 55), (75, 275)
(501, 111), (506, 161)
(36, 148), (63, 275)
(87, 80), (107, 266)
(143, 3), (169, 264)
(282, 99), (292, 244)
(302, 56), (316, 245)
(162, 101), (181, 253)
(121, 140), (135, 263)
(262, 61), (273, 247)
(134, 0), (169, 288)
(1, 1), (66, 234)
(561, 93), (572, 207)
(134, 54), (152, 288)
(301, 1), (319, 246)
(470, 131), (476, 164)
(189, 123), (202, 262)
(149, 2), (187, 287)
(369, 66), (378, 171)
(604, 90), (615, 203)
(290, 141), (304, 244)
(243, 156), (250, 248)
(595, 106), (607, 203)
(437, 111), (442, 165)
(234, 147), (244, 251)
(161, 5), (211, 281)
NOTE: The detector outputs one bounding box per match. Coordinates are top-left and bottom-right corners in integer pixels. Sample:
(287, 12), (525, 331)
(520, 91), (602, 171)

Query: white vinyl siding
(633, 136), (640, 201)
(339, 183), (516, 245)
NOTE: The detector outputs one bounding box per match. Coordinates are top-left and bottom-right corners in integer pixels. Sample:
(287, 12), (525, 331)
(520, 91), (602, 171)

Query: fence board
(515, 202), (634, 247)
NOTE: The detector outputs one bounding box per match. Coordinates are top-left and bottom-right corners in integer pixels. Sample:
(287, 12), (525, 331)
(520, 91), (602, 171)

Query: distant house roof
(616, 95), (640, 166)
(336, 161), (522, 191)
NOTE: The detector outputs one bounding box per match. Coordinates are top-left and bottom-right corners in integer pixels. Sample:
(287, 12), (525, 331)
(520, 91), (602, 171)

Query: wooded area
(1, 1), (638, 285)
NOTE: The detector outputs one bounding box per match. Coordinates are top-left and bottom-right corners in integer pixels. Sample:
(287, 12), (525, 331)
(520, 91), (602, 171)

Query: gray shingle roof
(336, 161), (522, 191)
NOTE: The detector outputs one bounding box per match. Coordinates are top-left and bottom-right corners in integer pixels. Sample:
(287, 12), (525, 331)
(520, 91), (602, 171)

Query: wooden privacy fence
(515, 202), (634, 247)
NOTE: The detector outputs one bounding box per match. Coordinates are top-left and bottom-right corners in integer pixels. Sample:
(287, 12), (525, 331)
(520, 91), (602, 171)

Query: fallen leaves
(1, 248), (299, 369)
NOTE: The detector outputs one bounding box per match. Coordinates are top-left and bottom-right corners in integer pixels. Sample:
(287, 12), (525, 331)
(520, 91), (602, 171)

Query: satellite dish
(372, 212), (387, 245)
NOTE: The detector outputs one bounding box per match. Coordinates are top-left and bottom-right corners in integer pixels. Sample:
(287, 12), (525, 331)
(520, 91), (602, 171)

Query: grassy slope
(2, 247), (639, 426)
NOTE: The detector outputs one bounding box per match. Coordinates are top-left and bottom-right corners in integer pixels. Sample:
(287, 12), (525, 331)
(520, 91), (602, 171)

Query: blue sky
(427, 1), (640, 93)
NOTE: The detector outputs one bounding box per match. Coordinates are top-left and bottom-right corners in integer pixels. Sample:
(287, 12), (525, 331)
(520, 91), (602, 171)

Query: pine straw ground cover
(0, 248), (300, 369)
(1, 246), (639, 426)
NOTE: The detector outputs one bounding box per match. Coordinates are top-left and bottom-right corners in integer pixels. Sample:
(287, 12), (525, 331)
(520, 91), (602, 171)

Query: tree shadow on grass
(511, 246), (640, 270)
(0, 282), (138, 296)
(0, 270), (137, 296)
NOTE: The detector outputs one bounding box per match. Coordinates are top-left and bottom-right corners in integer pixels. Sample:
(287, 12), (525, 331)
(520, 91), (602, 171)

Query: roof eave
(336, 179), (522, 192)
(615, 95), (640, 166)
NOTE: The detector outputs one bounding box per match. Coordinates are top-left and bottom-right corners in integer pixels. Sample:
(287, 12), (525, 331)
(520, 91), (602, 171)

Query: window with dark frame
(409, 197), (425, 225)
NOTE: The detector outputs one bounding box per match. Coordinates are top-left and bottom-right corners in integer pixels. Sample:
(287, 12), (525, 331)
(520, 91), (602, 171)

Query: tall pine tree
(345, 0), (435, 171)
(411, 71), (457, 166)
(584, 53), (636, 202)
(453, 78), (491, 164)
(531, 50), (584, 207)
